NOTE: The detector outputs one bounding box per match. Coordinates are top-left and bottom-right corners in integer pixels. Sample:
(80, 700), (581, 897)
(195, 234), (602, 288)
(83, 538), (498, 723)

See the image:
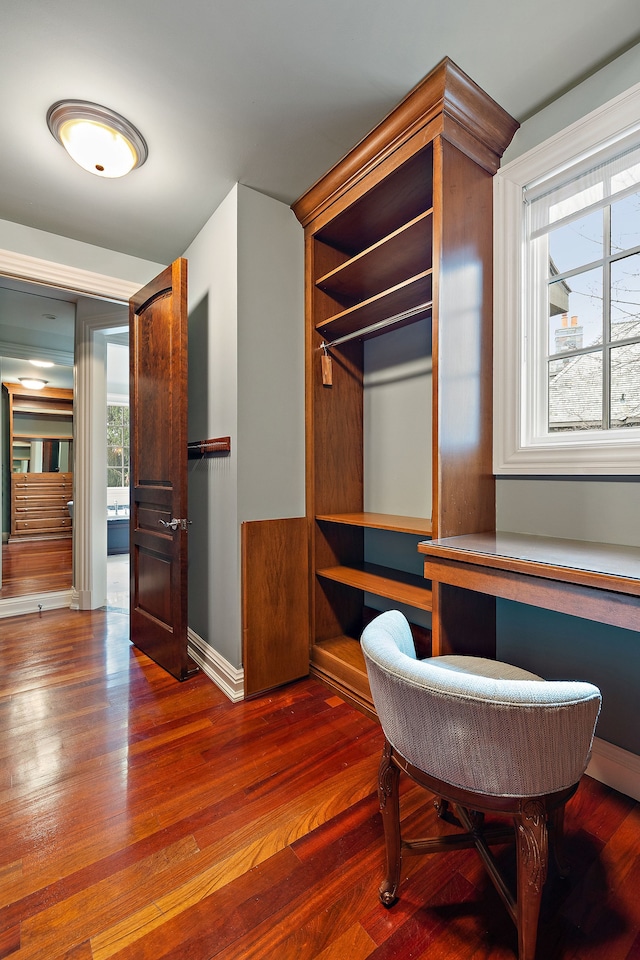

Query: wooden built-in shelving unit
(2, 381), (74, 542)
(292, 58), (518, 713)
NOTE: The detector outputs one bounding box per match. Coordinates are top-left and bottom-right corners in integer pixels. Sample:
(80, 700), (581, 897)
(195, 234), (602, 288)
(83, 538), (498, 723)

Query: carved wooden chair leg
(433, 796), (449, 819)
(515, 801), (549, 960)
(378, 741), (402, 907)
(549, 804), (570, 878)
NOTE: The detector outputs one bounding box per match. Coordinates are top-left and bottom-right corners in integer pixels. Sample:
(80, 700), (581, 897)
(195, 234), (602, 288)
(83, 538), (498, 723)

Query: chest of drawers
(10, 472), (73, 540)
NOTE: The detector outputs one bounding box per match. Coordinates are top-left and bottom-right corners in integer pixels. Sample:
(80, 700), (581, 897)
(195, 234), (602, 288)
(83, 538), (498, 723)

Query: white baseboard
(0, 590), (73, 619)
(587, 736), (640, 802)
(187, 628), (244, 702)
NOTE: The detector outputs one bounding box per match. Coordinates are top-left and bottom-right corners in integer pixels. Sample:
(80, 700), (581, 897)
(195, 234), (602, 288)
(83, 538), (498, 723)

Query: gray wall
(496, 41), (640, 754)
(237, 185), (305, 523)
(185, 184), (304, 670)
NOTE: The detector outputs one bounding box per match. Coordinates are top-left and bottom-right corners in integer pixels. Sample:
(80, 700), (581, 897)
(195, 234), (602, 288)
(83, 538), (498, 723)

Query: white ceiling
(0, 283), (128, 393)
(2, 0), (640, 265)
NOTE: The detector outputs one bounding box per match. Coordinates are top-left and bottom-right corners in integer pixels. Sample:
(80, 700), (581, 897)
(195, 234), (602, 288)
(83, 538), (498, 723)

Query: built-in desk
(418, 532), (640, 634)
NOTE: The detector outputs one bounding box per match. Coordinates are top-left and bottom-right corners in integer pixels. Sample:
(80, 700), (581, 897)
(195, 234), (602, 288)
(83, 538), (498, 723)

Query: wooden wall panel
(242, 517), (309, 698)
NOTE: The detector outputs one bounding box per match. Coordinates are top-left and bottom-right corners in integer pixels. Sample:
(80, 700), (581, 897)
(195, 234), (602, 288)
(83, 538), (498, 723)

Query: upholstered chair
(361, 609), (601, 960)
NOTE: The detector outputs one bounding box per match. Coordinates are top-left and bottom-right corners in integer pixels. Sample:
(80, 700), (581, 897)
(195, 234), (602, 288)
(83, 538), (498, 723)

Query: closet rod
(319, 301), (432, 351)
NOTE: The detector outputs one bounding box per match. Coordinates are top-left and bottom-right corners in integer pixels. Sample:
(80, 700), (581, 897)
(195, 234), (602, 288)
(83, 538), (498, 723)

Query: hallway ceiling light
(47, 100), (148, 178)
(19, 377), (48, 390)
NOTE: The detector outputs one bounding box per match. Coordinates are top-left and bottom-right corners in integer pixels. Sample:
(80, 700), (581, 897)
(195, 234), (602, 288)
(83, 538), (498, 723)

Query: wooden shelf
(316, 512), (432, 536)
(14, 432), (73, 440)
(313, 147), (434, 254)
(317, 563), (433, 610)
(316, 271), (433, 341)
(316, 211), (433, 305)
(310, 635), (371, 704)
(4, 381), (74, 543)
(291, 58), (518, 706)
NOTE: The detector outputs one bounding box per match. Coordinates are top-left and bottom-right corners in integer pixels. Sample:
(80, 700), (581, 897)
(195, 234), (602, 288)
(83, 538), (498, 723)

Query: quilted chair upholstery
(361, 610), (601, 960)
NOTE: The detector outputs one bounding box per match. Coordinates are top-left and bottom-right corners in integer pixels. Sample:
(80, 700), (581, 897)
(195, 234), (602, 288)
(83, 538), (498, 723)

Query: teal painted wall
(497, 600), (640, 754)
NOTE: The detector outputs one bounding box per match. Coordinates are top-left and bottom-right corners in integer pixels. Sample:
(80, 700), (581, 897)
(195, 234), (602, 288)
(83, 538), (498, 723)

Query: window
(107, 403), (129, 488)
(494, 80), (640, 474)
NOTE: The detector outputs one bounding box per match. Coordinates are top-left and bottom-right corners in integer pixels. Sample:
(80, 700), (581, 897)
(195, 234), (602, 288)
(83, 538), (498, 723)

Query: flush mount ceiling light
(47, 100), (148, 178)
(19, 377), (48, 390)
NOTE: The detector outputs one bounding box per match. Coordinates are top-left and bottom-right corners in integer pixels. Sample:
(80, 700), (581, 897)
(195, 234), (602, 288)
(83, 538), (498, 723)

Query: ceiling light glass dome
(47, 100), (148, 178)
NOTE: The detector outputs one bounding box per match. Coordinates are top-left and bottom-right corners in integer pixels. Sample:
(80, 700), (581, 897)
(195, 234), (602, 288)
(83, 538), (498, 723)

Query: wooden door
(129, 258), (197, 680)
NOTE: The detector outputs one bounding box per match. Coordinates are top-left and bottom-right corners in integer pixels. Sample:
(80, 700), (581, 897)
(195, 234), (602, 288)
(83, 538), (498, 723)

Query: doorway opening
(0, 268), (132, 616)
(105, 337), (130, 612)
(0, 280), (75, 602)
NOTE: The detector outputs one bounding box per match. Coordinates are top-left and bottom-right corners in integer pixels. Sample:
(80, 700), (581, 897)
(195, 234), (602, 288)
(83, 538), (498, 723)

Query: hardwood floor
(1, 607), (639, 959)
(0, 539), (72, 598)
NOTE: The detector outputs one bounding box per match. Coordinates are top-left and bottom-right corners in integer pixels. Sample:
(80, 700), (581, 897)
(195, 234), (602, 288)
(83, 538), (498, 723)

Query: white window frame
(494, 79), (640, 475)
(106, 399), (130, 491)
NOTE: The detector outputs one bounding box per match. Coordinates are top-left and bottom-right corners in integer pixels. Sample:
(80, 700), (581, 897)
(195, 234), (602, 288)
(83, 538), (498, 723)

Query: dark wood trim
(292, 57), (519, 227)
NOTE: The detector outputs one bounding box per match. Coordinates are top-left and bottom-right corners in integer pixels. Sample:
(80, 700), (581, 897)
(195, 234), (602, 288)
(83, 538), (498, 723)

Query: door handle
(159, 517), (180, 531)
(159, 518), (192, 531)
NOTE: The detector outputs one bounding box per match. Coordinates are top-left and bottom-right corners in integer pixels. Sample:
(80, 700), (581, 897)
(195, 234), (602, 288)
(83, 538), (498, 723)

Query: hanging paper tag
(321, 353), (333, 386)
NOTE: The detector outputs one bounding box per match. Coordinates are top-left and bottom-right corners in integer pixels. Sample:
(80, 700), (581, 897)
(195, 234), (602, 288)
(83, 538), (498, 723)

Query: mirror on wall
(11, 438), (73, 473)
(0, 282), (76, 602)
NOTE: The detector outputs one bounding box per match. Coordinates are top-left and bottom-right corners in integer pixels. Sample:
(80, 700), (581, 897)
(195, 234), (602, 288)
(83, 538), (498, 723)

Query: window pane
(611, 252), (640, 340)
(611, 191), (640, 255)
(610, 342), (640, 429)
(548, 268), (602, 355)
(548, 352), (603, 431)
(108, 405), (124, 426)
(548, 210), (602, 274)
(107, 467), (122, 487)
(107, 446), (123, 467)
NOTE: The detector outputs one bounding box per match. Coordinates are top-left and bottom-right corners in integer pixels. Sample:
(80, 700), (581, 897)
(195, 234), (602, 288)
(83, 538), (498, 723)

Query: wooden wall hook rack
(187, 436), (231, 458)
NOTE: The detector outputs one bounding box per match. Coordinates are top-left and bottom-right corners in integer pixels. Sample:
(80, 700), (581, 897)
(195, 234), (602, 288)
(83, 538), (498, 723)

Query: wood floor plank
(1, 606), (640, 960)
(90, 756), (380, 959)
(311, 922), (376, 960)
(19, 837), (199, 959)
(0, 539), (72, 599)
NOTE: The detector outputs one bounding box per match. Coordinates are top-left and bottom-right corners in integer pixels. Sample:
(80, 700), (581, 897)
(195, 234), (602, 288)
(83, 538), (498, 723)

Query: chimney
(555, 314), (584, 353)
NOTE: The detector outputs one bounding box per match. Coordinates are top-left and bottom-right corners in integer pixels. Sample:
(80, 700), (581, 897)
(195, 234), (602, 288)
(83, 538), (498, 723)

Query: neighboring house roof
(549, 318), (640, 430)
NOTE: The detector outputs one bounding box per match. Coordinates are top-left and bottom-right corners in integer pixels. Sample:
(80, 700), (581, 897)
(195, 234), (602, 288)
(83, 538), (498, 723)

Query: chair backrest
(361, 611), (602, 798)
